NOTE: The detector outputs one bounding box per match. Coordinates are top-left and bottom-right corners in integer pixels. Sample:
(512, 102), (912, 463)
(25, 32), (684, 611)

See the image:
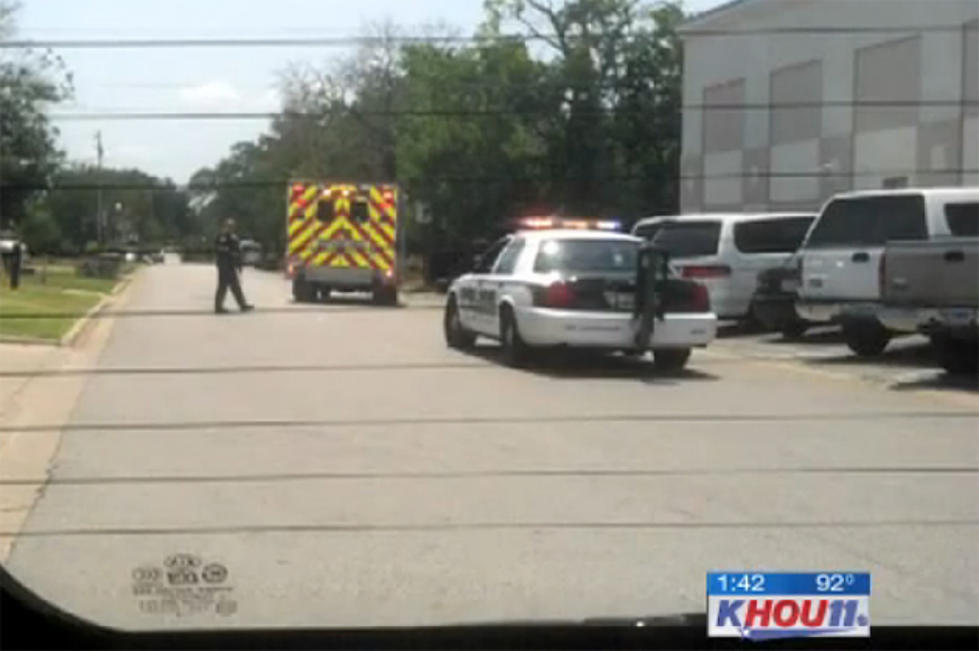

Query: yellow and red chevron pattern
(286, 182), (398, 273)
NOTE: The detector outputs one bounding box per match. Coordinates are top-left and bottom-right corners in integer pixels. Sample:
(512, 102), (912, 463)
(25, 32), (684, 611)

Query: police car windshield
(533, 239), (639, 273)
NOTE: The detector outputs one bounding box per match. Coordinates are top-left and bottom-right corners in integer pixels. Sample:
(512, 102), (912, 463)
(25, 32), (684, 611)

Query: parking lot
(2, 264), (977, 630)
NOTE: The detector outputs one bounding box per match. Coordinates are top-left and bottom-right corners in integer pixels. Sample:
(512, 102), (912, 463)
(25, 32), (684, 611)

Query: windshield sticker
(131, 554), (236, 618)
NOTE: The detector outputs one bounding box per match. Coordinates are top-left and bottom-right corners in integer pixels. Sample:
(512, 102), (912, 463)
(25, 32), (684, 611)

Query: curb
(59, 272), (137, 347)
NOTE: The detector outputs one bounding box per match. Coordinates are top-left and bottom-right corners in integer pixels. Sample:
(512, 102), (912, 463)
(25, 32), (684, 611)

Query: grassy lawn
(0, 265), (125, 341)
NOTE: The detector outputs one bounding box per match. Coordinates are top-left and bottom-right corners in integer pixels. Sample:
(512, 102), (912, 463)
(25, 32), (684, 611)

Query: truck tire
(781, 320), (809, 341)
(499, 307), (531, 367)
(292, 278), (315, 303)
(372, 285), (398, 306)
(842, 321), (891, 357)
(653, 348), (691, 371)
(444, 297), (476, 350)
(936, 337), (979, 375)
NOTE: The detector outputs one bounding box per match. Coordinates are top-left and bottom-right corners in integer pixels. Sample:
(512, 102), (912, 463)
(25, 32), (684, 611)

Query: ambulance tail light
(286, 262), (296, 278)
(534, 280), (576, 308)
(681, 264), (731, 279)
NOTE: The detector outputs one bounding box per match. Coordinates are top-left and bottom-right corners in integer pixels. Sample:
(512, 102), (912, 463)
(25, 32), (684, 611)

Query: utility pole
(95, 131), (104, 245)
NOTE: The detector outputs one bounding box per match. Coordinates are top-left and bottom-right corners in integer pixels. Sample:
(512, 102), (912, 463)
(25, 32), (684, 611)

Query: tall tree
(0, 1), (73, 231)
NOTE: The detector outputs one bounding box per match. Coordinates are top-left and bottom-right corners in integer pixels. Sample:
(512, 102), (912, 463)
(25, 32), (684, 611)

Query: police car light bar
(517, 217), (622, 231)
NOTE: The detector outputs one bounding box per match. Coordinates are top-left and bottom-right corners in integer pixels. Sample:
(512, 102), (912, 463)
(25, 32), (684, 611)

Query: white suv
(796, 187), (979, 356)
(635, 213), (815, 320)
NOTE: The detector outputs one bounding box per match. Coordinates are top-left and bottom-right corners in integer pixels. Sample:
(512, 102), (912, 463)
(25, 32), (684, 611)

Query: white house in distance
(677, 0), (978, 213)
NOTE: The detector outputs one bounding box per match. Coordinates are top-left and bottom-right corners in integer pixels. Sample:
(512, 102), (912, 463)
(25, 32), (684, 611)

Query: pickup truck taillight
(534, 281), (577, 308)
(681, 265), (731, 279)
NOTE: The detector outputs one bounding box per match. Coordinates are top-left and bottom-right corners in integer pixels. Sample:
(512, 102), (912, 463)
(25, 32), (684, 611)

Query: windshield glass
(651, 221), (722, 257)
(533, 239), (638, 273)
(1, 0), (977, 640)
(805, 195), (927, 247)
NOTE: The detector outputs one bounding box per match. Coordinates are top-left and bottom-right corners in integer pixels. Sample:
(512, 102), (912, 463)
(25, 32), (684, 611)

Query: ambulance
(285, 181), (401, 305)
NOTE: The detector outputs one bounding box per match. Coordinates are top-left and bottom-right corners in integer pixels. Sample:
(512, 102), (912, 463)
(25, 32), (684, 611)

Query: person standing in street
(9, 236), (22, 290)
(214, 218), (253, 314)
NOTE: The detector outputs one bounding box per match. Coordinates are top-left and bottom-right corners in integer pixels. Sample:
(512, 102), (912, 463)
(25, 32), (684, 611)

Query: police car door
(459, 237), (510, 334)
(482, 237), (527, 337)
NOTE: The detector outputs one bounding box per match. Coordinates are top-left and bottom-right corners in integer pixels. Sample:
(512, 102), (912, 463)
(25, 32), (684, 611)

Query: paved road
(3, 262), (978, 629)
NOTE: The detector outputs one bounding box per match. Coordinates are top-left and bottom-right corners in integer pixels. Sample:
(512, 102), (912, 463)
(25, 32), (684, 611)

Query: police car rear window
(533, 239), (638, 273)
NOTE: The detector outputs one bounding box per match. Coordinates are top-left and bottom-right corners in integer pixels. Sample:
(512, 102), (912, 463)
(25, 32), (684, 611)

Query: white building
(678, 0), (978, 213)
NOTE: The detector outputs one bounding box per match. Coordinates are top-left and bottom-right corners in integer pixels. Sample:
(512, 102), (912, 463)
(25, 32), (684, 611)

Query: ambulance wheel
(652, 348), (691, 371)
(292, 278), (315, 303)
(499, 306), (531, 367)
(444, 297), (475, 350)
(373, 286), (398, 306)
(317, 286), (332, 302)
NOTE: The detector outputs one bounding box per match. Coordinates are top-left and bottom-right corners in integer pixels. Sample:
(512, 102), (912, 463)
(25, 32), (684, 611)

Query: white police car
(444, 220), (718, 369)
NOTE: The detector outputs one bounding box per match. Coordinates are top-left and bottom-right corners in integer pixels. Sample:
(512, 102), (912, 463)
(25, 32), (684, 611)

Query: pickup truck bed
(880, 237), (978, 373)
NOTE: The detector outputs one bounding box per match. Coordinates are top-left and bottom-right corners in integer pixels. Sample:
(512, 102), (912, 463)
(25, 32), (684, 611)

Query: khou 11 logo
(707, 572), (871, 641)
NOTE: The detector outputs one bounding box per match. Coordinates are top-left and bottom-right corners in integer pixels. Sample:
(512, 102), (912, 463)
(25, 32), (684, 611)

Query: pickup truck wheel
(842, 321), (891, 357)
(500, 307), (531, 367)
(292, 278), (314, 303)
(444, 297), (476, 350)
(936, 338), (979, 375)
(653, 348), (691, 371)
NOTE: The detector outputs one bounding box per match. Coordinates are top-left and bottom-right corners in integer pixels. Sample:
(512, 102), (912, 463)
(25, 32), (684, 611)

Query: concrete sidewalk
(0, 270), (141, 561)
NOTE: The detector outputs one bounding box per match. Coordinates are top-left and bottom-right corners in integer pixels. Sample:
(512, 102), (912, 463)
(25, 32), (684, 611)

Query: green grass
(0, 266), (124, 341)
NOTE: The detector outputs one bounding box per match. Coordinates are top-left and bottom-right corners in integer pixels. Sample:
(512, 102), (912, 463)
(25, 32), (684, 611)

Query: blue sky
(17, 0), (724, 182)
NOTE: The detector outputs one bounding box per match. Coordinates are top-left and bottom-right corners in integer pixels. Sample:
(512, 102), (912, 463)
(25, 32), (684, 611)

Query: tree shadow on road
(804, 339), (939, 369)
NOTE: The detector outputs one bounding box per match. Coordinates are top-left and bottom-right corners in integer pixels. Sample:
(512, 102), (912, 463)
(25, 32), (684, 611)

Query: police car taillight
(535, 281), (576, 308)
(691, 283), (711, 312)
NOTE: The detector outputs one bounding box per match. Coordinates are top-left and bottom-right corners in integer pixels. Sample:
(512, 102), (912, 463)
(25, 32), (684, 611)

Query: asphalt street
(2, 261), (978, 629)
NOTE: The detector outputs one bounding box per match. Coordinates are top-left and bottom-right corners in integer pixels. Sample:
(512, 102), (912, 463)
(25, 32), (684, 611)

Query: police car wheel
(499, 308), (531, 367)
(652, 348), (691, 371)
(444, 298), (475, 349)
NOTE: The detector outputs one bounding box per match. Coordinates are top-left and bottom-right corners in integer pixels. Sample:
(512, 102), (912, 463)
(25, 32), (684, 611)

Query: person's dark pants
(215, 264), (247, 311)
(9, 255), (21, 290)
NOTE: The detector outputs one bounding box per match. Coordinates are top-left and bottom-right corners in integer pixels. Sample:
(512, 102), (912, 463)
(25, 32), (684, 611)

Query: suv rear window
(945, 202), (978, 236)
(533, 239), (638, 273)
(734, 216), (815, 254)
(651, 221), (722, 257)
(805, 195), (927, 248)
(634, 221), (670, 241)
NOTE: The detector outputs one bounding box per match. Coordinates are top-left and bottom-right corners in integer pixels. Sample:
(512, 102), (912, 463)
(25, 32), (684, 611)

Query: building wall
(679, 0), (979, 213)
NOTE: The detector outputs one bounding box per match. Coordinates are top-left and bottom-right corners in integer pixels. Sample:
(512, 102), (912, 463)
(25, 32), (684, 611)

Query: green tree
(0, 1), (72, 231)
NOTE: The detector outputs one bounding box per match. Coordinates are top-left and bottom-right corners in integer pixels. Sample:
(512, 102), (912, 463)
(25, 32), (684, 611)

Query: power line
(3, 168), (975, 192)
(2, 517), (975, 539)
(38, 100), (977, 121)
(1, 23), (975, 49)
(0, 465), (973, 487)
(0, 410), (973, 434)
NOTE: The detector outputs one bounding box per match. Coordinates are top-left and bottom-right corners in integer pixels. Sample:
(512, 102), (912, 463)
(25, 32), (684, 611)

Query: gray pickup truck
(879, 237), (978, 373)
